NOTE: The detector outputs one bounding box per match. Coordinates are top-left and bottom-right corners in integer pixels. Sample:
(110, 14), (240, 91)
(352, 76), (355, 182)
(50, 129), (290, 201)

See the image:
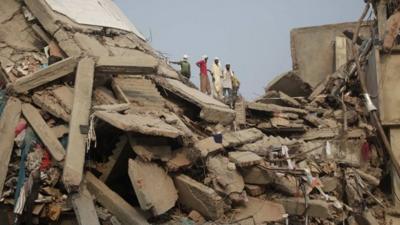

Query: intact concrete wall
(291, 22), (371, 87)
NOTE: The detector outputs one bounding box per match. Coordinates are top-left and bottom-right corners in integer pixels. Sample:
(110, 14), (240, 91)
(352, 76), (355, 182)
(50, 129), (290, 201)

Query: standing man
(211, 57), (223, 98)
(196, 55), (211, 95)
(222, 64), (233, 107)
(171, 54), (191, 79)
(231, 71), (241, 108)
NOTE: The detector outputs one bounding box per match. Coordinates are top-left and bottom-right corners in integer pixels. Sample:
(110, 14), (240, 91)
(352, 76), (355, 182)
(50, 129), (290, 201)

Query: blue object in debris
(0, 89), (7, 116)
(14, 127), (38, 201)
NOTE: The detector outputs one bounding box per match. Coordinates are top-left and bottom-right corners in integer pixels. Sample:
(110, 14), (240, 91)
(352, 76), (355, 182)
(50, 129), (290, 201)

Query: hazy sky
(115, 0), (365, 99)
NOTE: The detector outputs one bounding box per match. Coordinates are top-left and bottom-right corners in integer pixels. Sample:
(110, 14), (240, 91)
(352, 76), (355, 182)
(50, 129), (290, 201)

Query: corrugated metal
(45, 0), (145, 39)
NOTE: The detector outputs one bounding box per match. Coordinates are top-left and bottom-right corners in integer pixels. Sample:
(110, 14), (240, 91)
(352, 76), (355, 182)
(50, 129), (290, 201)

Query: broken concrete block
(264, 71), (312, 97)
(95, 111), (183, 138)
(94, 87), (119, 105)
(238, 135), (300, 156)
(244, 184), (266, 197)
(22, 104), (65, 161)
(278, 91), (301, 107)
(51, 125), (69, 139)
(112, 76), (165, 109)
(234, 197), (285, 223)
(228, 151), (263, 167)
(63, 58), (95, 190)
(222, 128), (264, 148)
(128, 159), (178, 216)
(128, 134), (172, 162)
(32, 91), (70, 122)
(274, 175), (299, 196)
(279, 198), (333, 219)
(241, 166), (275, 185)
(320, 176), (339, 193)
(174, 174), (224, 220)
(74, 33), (109, 57)
(93, 103), (130, 113)
(207, 156), (245, 196)
(10, 57), (77, 93)
(71, 184), (101, 225)
(51, 85), (74, 114)
(247, 102), (307, 115)
(166, 148), (192, 172)
(86, 172), (149, 225)
(0, 98), (21, 196)
(96, 54), (158, 75)
(193, 137), (224, 158)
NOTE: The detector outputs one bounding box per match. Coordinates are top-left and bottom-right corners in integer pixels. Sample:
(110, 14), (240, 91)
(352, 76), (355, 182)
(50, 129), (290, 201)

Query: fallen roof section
(154, 77), (236, 125)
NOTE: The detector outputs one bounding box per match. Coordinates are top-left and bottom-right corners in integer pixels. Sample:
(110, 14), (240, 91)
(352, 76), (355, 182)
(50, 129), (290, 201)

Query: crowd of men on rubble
(170, 55), (240, 108)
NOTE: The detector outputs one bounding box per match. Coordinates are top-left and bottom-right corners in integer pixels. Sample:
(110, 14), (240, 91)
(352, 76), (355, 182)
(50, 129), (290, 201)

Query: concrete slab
(241, 166), (275, 185)
(166, 148), (192, 172)
(32, 90), (70, 122)
(279, 198), (333, 219)
(234, 197), (285, 223)
(244, 184), (265, 197)
(93, 87), (119, 105)
(22, 103), (65, 161)
(71, 184), (101, 225)
(193, 137), (224, 158)
(73, 33), (110, 57)
(222, 128), (264, 148)
(63, 58), (95, 190)
(86, 172), (149, 225)
(207, 156), (245, 196)
(95, 111), (183, 138)
(174, 174), (224, 220)
(247, 102), (307, 115)
(96, 54), (158, 75)
(0, 98), (21, 196)
(153, 77), (235, 125)
(10, 57), (77, 93)
(228, 151), (263, 167)
(264, 71), (312, 97)
(128, 159), (178, 216)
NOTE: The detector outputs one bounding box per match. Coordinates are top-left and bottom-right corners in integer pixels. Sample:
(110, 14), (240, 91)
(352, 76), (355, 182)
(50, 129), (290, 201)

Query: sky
(114, 0), (365, 99)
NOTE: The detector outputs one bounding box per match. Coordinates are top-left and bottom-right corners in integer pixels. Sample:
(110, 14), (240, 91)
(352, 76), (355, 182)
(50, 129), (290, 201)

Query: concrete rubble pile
(0, 0), (398, 224)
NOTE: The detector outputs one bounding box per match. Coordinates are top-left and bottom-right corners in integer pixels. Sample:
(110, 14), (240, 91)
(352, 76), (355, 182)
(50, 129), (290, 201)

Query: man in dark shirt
(171, 54), (191, 79)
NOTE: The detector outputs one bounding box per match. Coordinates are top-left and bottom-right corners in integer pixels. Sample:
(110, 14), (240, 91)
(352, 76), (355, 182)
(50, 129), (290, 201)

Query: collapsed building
(0, 0), (399, 224)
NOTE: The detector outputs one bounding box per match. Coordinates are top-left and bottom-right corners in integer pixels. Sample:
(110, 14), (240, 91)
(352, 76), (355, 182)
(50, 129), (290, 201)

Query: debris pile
(0, 0), (397, 225)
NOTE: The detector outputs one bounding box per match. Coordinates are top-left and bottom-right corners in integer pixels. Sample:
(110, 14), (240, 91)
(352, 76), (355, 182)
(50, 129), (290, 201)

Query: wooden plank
(63, 58), (95, 190)
(10, 57), (77, 93)
(0, 97), (21, 195)
(86, 172), (149, 225)
(71, 184), (100, 225)
(22, 103), (65, 161)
